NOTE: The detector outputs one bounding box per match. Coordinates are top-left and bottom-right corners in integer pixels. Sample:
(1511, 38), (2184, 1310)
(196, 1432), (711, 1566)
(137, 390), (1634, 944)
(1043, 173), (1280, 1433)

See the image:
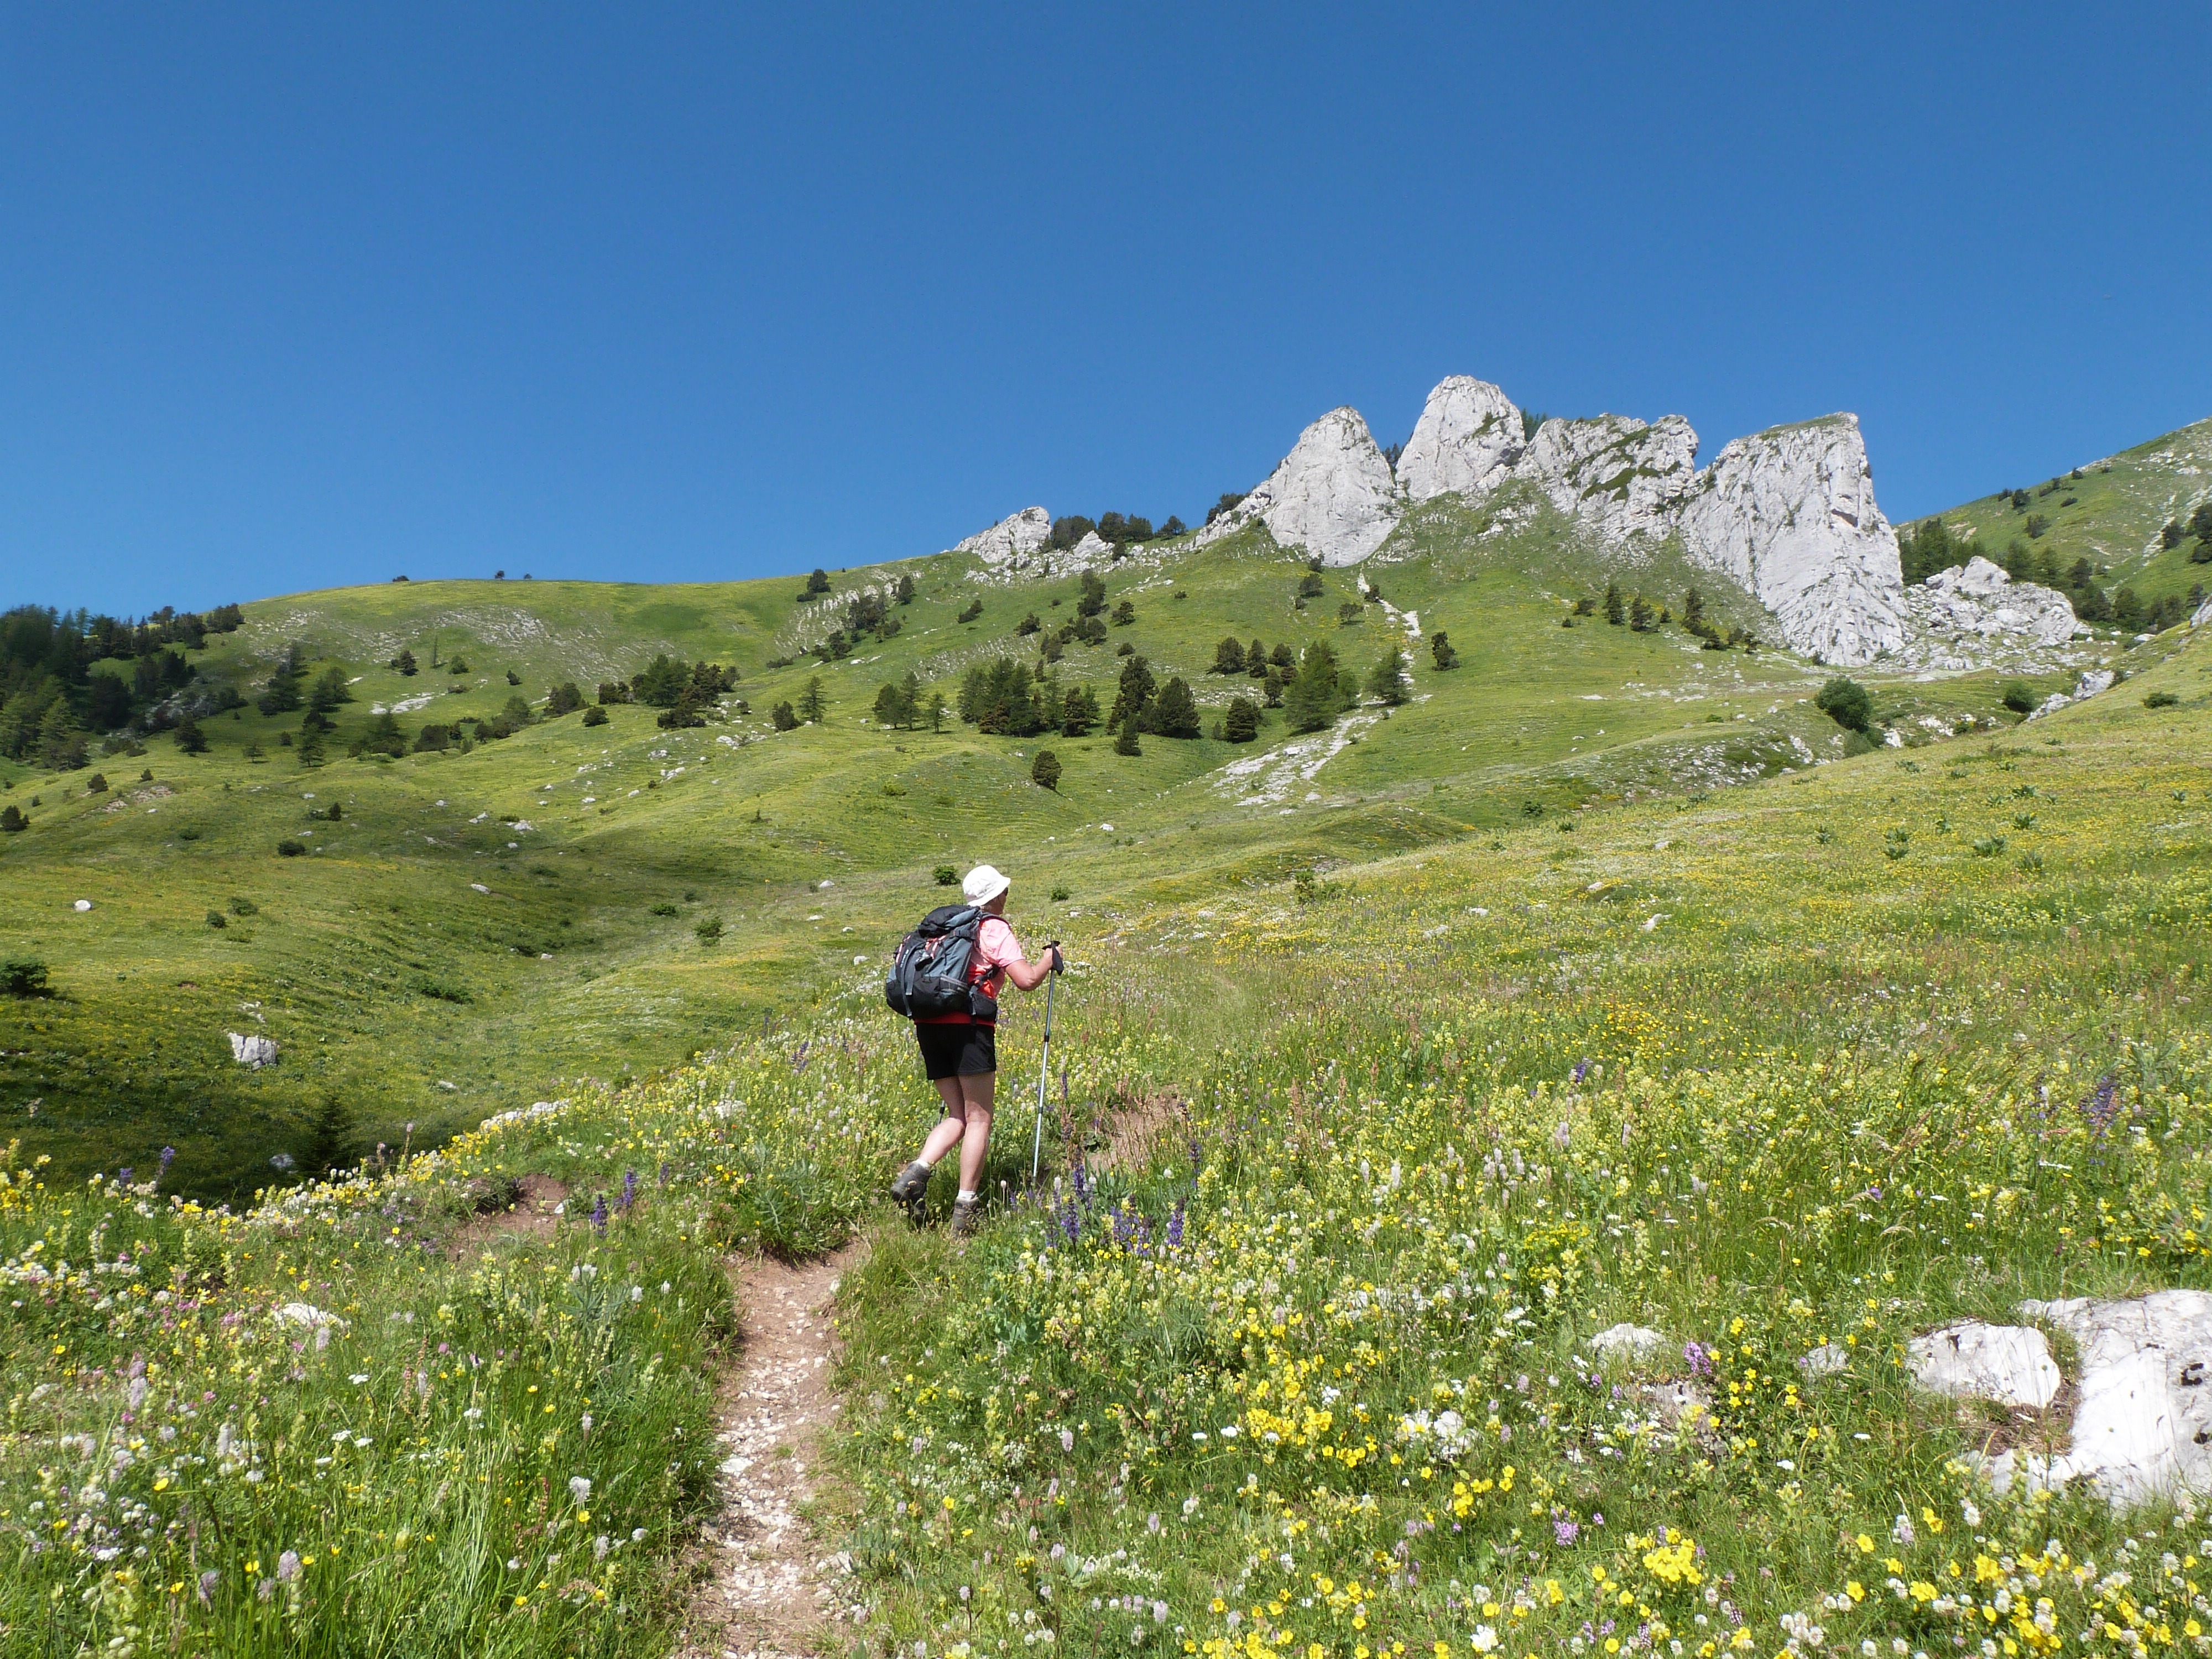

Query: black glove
(1048, 945), (1065, 974)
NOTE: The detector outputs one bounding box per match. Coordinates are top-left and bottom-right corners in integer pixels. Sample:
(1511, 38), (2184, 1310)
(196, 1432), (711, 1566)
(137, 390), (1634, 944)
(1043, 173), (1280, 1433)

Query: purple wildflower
(658, 1160), (671, 1187)
(2083, 1074), (2120, 1136)
(1683, 1341), (1712, 1378)
(159, 1146), (176, 1176)
(1166, 1201), (1185, 1249)
(618, 1169), (639, 1211)
(1072, 1161), (1091, 1206)
(1554, 1519), (1580, 1546)
(1059, 1199), (1080, 1245)
(589, 1194), (609, 1234)
(117, 1168), (132, 1186)
(1571, 1058), (1591, 1084)
(1112, 1206), (1133, 1247)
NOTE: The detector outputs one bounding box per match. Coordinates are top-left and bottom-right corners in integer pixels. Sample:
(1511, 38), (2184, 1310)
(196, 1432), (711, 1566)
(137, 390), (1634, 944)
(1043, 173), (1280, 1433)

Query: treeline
(1573, 584), (1757, 651)
(1049, 512), (1185, 551)
(1, 601), (245, 768)
(1899, 515), (2202, 631)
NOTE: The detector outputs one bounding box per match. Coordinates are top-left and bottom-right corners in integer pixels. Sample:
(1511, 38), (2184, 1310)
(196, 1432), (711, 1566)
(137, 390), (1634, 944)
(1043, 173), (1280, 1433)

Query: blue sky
(4, 3), (2208, 614)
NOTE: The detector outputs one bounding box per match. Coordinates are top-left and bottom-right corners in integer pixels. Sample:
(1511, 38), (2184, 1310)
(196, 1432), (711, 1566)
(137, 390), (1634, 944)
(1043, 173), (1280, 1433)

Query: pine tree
(1211, 637), (1246, 675)
(394, 649), (418, 676)
(796, 677), (828, 724)
(307, 665), (352, 714)
(1629, 595), (1652, 632)
(1107, 655), (1156, 734)
(1223, 697), (1260, 743)
(1031, 750), (1062, 790)
(1076, 571), (1107, 619)
(173, 716), (209, 754)
(1283, 643), (1344, 733)
(895, 573), (916, 604)
(1152, 677), (1201, 738)
(1113, 723), (1141, 756)
(1429, 632), (1459, 670)
(299, 1093), (356, 1180)
(1604, 583), (1625, 626)
(1060, 685), (1100, 737)
(1247, 639), (1269, 679)
(926, 691), (947, 733)
(1365, 648), (1411, 707)
(771, 701), (799, 731)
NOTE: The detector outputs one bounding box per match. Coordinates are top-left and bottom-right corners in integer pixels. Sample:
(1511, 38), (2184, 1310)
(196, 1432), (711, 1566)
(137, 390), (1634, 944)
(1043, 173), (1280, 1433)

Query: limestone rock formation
(1587, 1323), (1667, 1361)
(1674, 417), (1907, 666)
(1901, 557), (2080, 671)
(1971, 1291), (2212, 1510)
(1906, 1322), (2062, 1410)
(228, 1031), (278, 1068)
(953, 507), (1052, 566)
(1194, 407), (1402, 566)
(1516, 413), (1702, 542)
(2196, 594), (2212, 629)
(1397, 376), (1526, 503)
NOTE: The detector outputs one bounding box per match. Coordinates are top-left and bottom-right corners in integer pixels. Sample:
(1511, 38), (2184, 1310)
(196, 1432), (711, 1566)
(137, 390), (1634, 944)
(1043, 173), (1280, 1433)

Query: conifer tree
(796, 677), (828, 724)
(1113, 723), (1141, 756)
(1031, 750), (1062, 790)
(1604, 582), (1625, 625)
(1152, 677), (1201, 738)
(1223, 697), (1260, 743)
(1366, 648), (1411, 707)
(173, 716), (208, 754)
(1429, 632), (1459, 670)
(1247, 639), (1269, 678)
(1211, 637), (1246, 675)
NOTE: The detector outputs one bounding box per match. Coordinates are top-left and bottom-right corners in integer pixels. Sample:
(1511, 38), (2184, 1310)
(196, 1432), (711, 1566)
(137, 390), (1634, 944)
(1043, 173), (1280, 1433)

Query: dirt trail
(678, 1248), (863, 1659)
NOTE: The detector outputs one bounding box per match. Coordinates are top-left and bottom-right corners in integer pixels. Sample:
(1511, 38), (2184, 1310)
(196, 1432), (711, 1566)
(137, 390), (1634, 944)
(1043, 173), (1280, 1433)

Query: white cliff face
(953, 506), (1052, 566)
(1397, 376), (1525, 503)
(1196, 407), (1402, 566)
(1675, 416), (1907, 665)
(1515, 413), (1702, 542)
(2195, 594), (2212, 628)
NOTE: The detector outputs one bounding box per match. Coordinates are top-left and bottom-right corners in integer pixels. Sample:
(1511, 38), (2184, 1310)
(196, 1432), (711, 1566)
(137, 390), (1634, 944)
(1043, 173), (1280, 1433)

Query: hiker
(888, 864), (1062, 1235)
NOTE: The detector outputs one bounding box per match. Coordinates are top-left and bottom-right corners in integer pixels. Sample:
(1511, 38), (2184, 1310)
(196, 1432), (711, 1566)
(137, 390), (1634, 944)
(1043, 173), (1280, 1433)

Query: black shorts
(916, 1021), (997, 1081)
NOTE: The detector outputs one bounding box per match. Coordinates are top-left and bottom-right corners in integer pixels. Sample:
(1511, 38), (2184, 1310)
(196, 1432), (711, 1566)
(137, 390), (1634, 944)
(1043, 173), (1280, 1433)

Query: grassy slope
(0, 507), (2135, 1198)
(1919, 414), (2212, 607)
(6, 604), (2209, 1657)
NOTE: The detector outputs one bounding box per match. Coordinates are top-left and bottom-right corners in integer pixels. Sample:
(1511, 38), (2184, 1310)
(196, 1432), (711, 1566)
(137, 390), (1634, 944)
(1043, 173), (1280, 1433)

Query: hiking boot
(949, 1196), (981, 1238)
(889, 1161), (931, 1223)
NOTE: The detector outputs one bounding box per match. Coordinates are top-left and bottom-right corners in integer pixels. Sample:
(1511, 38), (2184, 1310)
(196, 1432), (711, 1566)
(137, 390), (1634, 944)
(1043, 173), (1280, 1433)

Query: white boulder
(1588, 1323), (1667, 1362)
(1196, 406), (1403, 566)
(1676, 416), (1907, 666)
(228, 1032), (279, 1068)
(2195, 596), (2212, 628)
(1798, 1343), (1851, 1378)
(1978, 1291), (2212, 1510)
(1907, 1321), (2061, 1410)
(1397, 376), (1526, 503)
(954, 507), (1052, 566)
(2028, 667), (2115, 720)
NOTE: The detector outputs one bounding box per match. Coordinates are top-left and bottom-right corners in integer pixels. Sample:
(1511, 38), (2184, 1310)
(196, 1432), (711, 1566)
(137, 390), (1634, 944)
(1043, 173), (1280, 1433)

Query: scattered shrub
(934, 865), (958, 886)
(205, 910), (226, 928)
(2143, 690), (2180, 708)
(1031, 749), (1062, 790)
(1999, 681), (2038, 715)
(1814, 676), (1873, 731)
(545, 681), (583, 716)
(581, 705), (609, 727)
(695, 916), (724, 947)
(276, 838), (306, 857)
(1, 958), (50, 997)
(229, 897), (258, 916)
(650, 902), (679, 916)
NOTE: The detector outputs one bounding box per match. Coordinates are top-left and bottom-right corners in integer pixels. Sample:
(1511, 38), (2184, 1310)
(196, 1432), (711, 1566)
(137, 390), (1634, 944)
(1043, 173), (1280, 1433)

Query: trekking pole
(1031, 942), (1060, 1181)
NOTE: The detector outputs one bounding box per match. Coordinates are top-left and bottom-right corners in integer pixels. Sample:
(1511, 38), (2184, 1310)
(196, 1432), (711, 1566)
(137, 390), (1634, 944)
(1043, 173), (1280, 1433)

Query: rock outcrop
(1959, 1291), (2212, 1510)
(1198, 379), (1910, 661)
(228, 1032), (278, 1068)
(2196, 594), (2212, 629)
(1396, 376), (1526, 503)
(953, 507), (1052, 566)
(1907, 1322), (2062, 1410)
(1675, 416), (1907, 665)
(1895, 556), (2081, 672)
(1195, 407), (1402, 567)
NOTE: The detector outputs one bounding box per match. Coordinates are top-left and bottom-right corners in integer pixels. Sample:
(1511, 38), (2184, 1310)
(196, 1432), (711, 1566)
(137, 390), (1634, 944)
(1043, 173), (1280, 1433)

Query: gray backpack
(884, 905), (997, 1021)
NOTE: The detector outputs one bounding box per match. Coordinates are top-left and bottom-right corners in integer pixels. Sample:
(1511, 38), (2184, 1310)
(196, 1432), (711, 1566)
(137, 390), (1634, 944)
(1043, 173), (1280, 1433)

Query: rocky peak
(1397, 376), (1525, 503)
(1515, 412), (1702, 542)
(1194, 406), (1401, 566)
(1674, 416), (1906, 665)
(953, 506), (1052, 566)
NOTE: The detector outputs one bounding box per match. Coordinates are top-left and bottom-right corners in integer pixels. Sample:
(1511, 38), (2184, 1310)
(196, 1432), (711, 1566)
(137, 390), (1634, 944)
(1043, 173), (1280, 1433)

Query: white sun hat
(963, 864), (1011, 906)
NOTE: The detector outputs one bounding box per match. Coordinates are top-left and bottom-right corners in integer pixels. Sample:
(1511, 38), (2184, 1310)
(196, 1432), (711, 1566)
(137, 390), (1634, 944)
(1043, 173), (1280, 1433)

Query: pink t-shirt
(973, 916), (1026, 1001)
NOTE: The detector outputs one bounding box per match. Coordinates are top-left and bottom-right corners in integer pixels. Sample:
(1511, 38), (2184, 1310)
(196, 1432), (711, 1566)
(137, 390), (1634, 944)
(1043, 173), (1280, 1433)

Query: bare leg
(917, 1077), (969, 1168)
(954, 1071), (995, 1193)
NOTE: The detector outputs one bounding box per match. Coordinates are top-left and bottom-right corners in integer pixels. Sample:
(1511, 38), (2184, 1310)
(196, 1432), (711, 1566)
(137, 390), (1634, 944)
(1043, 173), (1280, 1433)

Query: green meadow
(3, 423), (2210, 1656)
